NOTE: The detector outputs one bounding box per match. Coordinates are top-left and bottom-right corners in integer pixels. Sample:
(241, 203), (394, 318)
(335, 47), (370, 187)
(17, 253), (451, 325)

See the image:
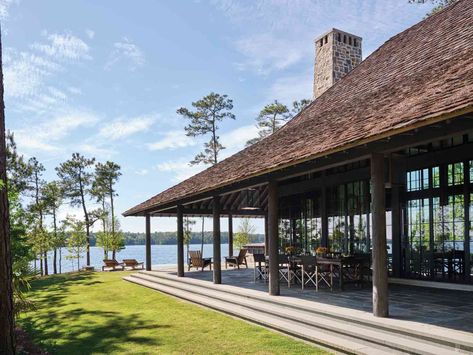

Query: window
(447, 162), (464, 186)
(407, 169), (429, 191)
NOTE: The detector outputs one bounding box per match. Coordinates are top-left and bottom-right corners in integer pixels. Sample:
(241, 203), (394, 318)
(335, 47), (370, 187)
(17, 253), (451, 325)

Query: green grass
(19, 271), (329, 355)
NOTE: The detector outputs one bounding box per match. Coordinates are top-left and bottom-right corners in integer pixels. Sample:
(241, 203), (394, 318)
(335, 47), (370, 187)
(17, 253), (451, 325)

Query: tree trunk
(0, 26), (16, 354)
(53, 249), (57, 274)
(53, 209), (57, 274)
(40, 256), (43, 276)
(112, 249), (116, 260)
(59, 248), (62, 274)
(43, 251), (48, 276)
(101, 199), (107, 258)
(110, 180), (115, 237)
(79, 176), (90, 265)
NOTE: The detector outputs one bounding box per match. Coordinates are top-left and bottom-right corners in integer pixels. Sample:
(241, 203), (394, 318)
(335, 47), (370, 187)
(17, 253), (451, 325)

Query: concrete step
(128, 273), (466, 355)
(124, 274), (401, 355)
(137, 270), (473, 353)
(125, 272), (472, 355)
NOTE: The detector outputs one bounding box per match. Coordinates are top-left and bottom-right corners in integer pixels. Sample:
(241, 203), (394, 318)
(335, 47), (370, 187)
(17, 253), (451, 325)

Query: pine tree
(56, 153), (96, 265)
(177, 92), (235, 165)
(291, 99), (311, 115)
(65, 217), (87, 271)
(0, 25), (16, 353)
(246, 100), (289, 146)
(409, 0), (458, 16)
(42, 181), (63, 274)
(28, 157), (48, 275)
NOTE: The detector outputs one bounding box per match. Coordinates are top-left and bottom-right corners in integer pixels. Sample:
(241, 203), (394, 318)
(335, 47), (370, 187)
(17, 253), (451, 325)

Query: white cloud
(135, 169), (149, 176)
(4, 49), (60, 98)
(67, 86), (82, 95)
(147, 130), (196, 151)
(85, 29), (95, 39)
(77, 143), (116, 159)
(31, 32), (91, 60)
(220, 124), (259, 156)
(98, 114), (156, 141)
(0, 0), (17, 20)
(14, 112), (99, 153)
(266, 72), (313, 104)
(156, 159), (205, 182)
(214, 0), (436, 75)
(234, 33), (308, 75)
(105, 37), (145, 71)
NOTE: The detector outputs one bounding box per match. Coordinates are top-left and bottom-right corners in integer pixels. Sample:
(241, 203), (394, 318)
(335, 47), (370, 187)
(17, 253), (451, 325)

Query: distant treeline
(88, 231), (264, 246)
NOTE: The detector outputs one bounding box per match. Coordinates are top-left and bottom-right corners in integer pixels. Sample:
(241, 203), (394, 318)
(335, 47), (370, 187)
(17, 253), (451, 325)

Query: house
(124, 0), (473, 319)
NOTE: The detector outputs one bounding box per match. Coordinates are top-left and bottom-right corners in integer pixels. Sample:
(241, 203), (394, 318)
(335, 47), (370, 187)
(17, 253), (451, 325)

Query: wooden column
(264, 214), (269, 255)
(213, 196), (222, 284)
(145, 214), (151, 271)
(371, 153), (389, 317)
(267, 181), (280, 296)
(177, 205), (184, 277)
(228, 213), (233, 257)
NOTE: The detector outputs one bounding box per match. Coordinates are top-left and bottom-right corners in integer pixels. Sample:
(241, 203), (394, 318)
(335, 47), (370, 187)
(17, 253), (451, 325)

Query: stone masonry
(313, 28), (362, 99)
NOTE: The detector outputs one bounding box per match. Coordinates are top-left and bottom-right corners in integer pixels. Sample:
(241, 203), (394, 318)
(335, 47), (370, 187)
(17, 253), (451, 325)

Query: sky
(1, 0), (435, 234)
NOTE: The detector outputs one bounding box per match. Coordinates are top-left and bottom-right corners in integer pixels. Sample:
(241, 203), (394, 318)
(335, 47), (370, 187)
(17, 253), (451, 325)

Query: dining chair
(287, 256), (302, 288)
(278, 254), (290, 284)
(299, 255), (317, 291)
(253, 253), (268, 282)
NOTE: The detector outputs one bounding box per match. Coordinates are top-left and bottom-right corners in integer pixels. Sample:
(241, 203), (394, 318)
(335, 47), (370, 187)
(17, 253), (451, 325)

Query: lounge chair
(225, 248), (248, 269)
(188, 250), (212, 271)
(123, 259), (144, 270)
(102, 259), (124, 271)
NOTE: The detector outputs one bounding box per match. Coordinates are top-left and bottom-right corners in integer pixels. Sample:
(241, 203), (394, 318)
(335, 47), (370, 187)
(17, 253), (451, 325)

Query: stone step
(138, 270), (473, 353)
(128, 272), (467, 355)
(124, 274), (403, 355)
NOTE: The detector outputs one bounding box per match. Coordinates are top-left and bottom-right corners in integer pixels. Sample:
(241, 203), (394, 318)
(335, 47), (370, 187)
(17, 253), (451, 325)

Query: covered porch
(125, 112), (473, 319)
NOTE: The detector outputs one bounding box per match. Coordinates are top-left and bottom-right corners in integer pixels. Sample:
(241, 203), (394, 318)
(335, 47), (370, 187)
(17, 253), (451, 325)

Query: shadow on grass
(21, 307), (165, 354)
(20, 273), (165, 354)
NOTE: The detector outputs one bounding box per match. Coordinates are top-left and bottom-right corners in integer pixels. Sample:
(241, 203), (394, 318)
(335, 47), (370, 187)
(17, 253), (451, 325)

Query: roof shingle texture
(125, 0), (473, 216)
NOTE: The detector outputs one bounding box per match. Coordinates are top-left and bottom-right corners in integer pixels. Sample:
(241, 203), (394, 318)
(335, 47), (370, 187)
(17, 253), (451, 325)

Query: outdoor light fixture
(241, 188), (260, 211)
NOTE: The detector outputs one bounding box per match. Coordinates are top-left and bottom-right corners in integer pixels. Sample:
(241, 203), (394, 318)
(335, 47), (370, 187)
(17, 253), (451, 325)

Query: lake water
(36, 244), (230, 274)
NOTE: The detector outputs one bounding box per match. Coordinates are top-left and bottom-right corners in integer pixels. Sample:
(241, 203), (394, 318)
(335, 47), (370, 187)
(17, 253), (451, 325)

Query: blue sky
(2, 0), (434, 233)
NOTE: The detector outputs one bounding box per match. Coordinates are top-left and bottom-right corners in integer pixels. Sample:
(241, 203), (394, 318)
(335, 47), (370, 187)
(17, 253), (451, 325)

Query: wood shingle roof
(124, 0), (473, 217)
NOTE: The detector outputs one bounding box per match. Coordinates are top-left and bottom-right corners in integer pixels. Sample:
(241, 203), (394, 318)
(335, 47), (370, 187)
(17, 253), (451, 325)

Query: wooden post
(213, 196), (222, 284)
(267, 181), (280, 296)
(177, 205), (184, 277)
(145, 214), (151, 271)
(371, 153), (389, 317)
(228, 213), (233, 257)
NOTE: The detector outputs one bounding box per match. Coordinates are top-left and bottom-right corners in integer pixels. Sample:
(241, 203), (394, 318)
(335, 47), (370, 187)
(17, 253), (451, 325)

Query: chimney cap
(314, 28), (362, 43)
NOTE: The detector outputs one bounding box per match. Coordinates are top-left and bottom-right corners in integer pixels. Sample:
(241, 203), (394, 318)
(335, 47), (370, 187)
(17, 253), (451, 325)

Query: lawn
(19, 271), (329, 355)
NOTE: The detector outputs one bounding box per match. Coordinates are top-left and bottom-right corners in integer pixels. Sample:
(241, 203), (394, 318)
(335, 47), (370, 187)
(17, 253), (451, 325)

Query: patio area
(154, 266), (473, 333)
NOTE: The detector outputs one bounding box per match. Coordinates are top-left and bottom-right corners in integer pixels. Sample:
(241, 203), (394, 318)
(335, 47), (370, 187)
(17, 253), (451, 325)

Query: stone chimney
(313, 29), (362, 99)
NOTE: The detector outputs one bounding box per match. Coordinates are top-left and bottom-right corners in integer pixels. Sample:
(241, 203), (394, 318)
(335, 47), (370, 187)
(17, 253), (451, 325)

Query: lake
(36, 244), (230, 274)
